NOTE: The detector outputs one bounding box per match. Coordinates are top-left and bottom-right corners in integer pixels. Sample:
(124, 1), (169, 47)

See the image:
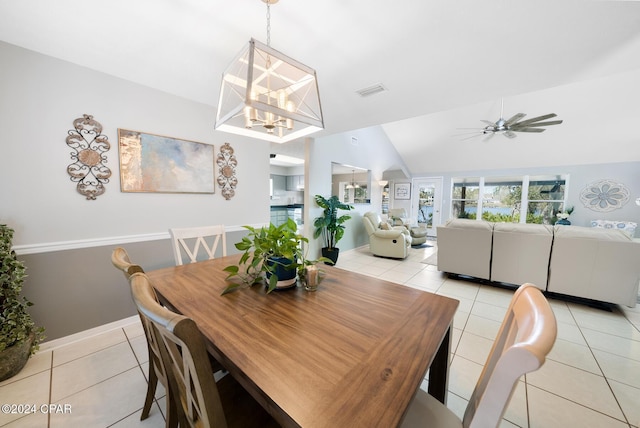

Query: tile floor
(1, 243), (639, 427)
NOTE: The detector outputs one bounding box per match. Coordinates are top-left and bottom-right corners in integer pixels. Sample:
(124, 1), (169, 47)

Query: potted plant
(554, 206), (574, 225)
(313, 195), (354, 265)
(222, 218), (329, 294)
(0, 224), (45, 381)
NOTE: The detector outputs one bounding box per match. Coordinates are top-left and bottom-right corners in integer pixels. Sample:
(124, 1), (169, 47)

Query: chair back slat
(463, 283), (557, 428)
(170, 225), (227, 265)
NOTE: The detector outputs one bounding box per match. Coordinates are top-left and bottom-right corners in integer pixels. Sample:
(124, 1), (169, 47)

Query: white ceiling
(1, 0), (640, 174)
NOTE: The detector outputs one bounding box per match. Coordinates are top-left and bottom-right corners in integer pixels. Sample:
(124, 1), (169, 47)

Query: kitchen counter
(270, 204), (303, 227)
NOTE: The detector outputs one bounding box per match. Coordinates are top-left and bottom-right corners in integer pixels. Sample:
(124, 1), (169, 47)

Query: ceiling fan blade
(481, 120), (496, 126)
(504, 131), (517, 138)
(483, 132), (495, 142)
(460, 133), (483, 141)
(513, 113), (557, 127)
(513, 120), (563, 128)
(513, 127), (546, 133)
(504, 113), (526, 126)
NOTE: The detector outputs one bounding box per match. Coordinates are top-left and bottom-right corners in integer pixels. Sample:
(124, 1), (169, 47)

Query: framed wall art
(394, 182), (411, 200)
(118, 129), (214, 194)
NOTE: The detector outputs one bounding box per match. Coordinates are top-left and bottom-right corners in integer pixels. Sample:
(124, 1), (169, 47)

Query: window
(452, 178), (479, 219)
(482, 176), (523, 222)
(451, 174), (568, 224)
(526, 175), (566, 224)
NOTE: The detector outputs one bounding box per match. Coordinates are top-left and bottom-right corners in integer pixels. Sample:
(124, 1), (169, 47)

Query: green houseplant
(313, 195), (354, 265)
(222, 218), (328, 294)
(0, 224), (45, 381)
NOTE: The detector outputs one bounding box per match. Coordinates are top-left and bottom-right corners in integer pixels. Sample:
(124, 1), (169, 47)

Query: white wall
(0, 41), (270, 248)
(304, 126), (410, 259)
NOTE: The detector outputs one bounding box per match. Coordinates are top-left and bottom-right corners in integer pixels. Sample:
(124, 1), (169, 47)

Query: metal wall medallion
(216, 142), (237, 200)
(579, 179), (630, 212)
(66, 114), (112, 200)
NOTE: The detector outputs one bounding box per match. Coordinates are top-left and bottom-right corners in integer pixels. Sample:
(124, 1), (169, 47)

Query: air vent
(356, 83), (387, 97)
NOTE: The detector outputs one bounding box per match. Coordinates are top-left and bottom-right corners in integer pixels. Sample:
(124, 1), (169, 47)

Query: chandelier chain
(266, 2), (271, 47)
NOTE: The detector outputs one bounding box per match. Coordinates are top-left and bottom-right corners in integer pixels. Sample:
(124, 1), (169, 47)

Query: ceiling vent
(356, 83), (387, 97)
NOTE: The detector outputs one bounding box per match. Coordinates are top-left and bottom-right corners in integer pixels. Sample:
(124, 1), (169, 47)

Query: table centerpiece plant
(0, 224), (45, 381)
(222, 218), (330, 295)
(313, 195), (354, 265)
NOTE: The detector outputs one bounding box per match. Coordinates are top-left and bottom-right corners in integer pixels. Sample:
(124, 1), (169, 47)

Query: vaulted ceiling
(1, 0), (639, 174)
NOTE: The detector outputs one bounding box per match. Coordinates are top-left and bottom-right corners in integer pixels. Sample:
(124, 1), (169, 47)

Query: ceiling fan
(461, 100), (563, 140)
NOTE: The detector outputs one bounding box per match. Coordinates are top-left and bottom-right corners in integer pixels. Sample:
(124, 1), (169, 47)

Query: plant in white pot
(0, 224), (45, 381)
(313, 195), (354, 265)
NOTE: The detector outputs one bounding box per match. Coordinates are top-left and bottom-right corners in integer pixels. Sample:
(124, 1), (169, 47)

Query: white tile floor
(1, 243), (639, 427)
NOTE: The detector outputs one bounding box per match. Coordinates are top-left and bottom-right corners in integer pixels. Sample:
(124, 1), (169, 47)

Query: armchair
(388, 208), (428, 246)
(363, 212), (412, 259)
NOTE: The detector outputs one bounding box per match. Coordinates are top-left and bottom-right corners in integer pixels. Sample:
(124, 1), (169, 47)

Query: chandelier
(215, 0), (324, 143)
(346, 170), (360, 189)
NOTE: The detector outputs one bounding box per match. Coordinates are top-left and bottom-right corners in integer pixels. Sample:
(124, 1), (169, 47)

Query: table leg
(427, 325), (451, 404)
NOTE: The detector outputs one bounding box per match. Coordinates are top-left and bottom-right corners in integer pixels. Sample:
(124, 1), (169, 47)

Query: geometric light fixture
(215, 0), (324, 144)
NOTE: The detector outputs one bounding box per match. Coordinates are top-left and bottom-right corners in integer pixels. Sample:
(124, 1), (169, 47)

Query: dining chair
(111, 247), (177, 427)
(401, 283), (557, 428)
(129, 272), (280, 428)
(169, 225), (227, 265)
(111, 247), (145, 279)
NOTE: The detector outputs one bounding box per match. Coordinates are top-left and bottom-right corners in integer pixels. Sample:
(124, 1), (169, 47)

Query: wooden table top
(146, 254), (459, 428)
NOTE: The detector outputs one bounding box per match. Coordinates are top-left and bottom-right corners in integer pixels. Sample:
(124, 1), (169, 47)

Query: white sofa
(491, 223), (553, 290)
(548, 226), (640, 307)
(436, 219), (493, 280)
(436, 219), (640, 307)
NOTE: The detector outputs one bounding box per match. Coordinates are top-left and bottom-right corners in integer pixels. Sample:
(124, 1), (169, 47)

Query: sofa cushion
(555, 225), (632, 241)
(444, 218), (494, 231)
(493, 222), (553, 235)
(491, 222), (552, 288)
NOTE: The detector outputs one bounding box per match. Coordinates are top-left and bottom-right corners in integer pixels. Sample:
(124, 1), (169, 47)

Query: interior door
(412, 178), (443, 236)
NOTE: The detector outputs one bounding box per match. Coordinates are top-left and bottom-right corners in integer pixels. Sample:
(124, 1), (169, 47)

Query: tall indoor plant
(0, 224), (45, 381)
(313, 195), (354, 265)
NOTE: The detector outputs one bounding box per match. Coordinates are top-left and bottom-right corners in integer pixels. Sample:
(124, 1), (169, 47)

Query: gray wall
(18, 231), (250, 341)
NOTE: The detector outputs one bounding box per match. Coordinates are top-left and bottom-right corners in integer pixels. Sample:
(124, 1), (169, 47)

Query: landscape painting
(118, 129), (214, 193)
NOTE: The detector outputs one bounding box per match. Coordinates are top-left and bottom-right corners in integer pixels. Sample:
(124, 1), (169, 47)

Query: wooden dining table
(146, 254), (459, 428)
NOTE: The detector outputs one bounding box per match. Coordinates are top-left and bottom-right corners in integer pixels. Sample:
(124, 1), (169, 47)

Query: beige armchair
(388, 208), (428, 246)
(363, 212), (412, 259)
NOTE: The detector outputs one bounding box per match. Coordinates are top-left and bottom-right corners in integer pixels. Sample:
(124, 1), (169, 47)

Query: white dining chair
(401, 283), (557, 428)
(169, 225), (227, 266)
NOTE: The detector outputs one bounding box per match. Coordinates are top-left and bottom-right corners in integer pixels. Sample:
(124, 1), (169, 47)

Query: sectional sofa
(436, 219), (640, 307)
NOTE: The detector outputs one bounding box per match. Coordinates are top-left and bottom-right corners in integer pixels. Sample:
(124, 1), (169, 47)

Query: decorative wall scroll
(66, 114), (112, 200)
(216, 143), (237, 200)
(118, 129), (214, 194)
(579, 179), (630, 212)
